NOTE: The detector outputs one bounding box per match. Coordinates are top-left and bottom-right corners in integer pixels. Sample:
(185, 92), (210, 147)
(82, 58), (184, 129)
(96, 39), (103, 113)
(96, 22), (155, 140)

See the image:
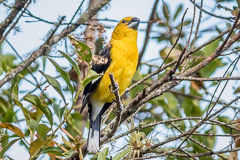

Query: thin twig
(189, 0), (234, 21)
(173, 76), (240, 81)
(138, 0), (159, 65)
(0, 0), (30, 44)
(0, 0), (28, 39)
(0, 0), (111, 88)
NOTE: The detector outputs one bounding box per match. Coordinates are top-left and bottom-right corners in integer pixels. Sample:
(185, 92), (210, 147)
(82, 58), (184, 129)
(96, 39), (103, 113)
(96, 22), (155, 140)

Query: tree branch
(173, 76), (240, 81)
(0, 0), (111, 88)
(138, 0), (159, 65)
(0, 0), (28, 39)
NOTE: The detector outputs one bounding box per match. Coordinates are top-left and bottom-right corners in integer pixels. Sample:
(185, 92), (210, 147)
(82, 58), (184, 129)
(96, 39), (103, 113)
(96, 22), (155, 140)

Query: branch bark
(0, 0), (111, 88)
(0, 0), (28, 40)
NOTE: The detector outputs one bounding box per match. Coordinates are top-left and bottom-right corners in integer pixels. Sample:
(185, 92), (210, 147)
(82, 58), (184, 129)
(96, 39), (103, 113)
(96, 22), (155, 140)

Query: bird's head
(111, 17), (140, 41)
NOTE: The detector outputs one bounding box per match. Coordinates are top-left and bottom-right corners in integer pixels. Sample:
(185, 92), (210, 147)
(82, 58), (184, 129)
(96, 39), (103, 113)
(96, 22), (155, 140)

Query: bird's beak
(128, 17), (140, 30)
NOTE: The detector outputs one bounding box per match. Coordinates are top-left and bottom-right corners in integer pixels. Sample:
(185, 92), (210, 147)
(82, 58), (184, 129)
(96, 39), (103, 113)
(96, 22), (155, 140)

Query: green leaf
(181, 97), (202, 117)
(234, 86), (240, 93)
(23, 94), (53, 126)
(175, 20), (191, 30)
(204, 126), (216, 149)
(12, 83), (19, 100)
(83, 70), (103, 87)
(58, 50), (81, 81)
(200, 58), (225, 77)
(48, 58), (74, 95)
(62, 136), (73, 149)
(203, 39), (220, 56)
(37, 124), (51, 140)
(39, 70), (66, 104)
(0, 123), (25, 138)
(217, 116), (232, 133)
(174, 4), (183, 20)
(29, 138), (51, 157)
(41, 146), (63, 156)
(13, 98), (30, 123)
(113, 148), (132, 160)
(183, 20), (191, 26)
(53, 104), (65, 122)
(29, 107), (43, 124)
(2, 107), (15, 123)
(163, 3), (170, 22)
(97, 147), (108, 160)
(0, 138), (20, 158)
(62, 149), (75, 158)
(42, 56), (47, 72)
(66, 112), (83, 137)
(0, 97), (8, 113)
(160, 92), (180, 118)
(27, 119), (39, 131)
(68, 35), (92, 63)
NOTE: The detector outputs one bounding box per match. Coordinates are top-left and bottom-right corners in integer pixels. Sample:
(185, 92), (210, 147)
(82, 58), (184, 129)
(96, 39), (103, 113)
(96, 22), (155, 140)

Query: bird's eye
(122, 20), (127, 23)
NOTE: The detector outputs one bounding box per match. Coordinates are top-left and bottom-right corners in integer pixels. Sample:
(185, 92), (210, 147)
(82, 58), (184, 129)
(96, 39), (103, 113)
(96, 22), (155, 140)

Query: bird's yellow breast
(90, 39), (138, 103)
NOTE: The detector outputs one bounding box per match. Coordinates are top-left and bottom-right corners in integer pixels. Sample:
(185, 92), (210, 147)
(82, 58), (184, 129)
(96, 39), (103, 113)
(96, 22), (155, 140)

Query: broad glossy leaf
(39, 70), (66, 104)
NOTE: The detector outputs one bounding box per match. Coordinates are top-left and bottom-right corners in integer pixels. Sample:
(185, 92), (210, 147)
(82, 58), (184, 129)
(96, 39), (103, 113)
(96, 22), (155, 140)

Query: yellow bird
(81, 17), (140, 153)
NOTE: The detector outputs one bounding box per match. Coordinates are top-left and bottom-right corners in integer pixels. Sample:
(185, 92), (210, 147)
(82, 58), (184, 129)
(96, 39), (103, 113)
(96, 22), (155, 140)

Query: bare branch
(189, 0), (235, 20)
(138, 0), (159, 65)
(173, 76), (240, 81)
(0, 0), (28, 39)
(0, 0), (111, 88)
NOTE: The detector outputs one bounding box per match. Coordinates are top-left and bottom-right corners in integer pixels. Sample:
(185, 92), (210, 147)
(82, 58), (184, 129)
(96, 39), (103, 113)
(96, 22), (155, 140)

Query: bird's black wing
(80, 45), (112, 113)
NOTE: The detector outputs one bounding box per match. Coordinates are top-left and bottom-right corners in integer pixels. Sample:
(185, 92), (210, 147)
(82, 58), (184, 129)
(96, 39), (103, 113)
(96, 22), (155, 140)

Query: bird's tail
(87, 114), (101, 153)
